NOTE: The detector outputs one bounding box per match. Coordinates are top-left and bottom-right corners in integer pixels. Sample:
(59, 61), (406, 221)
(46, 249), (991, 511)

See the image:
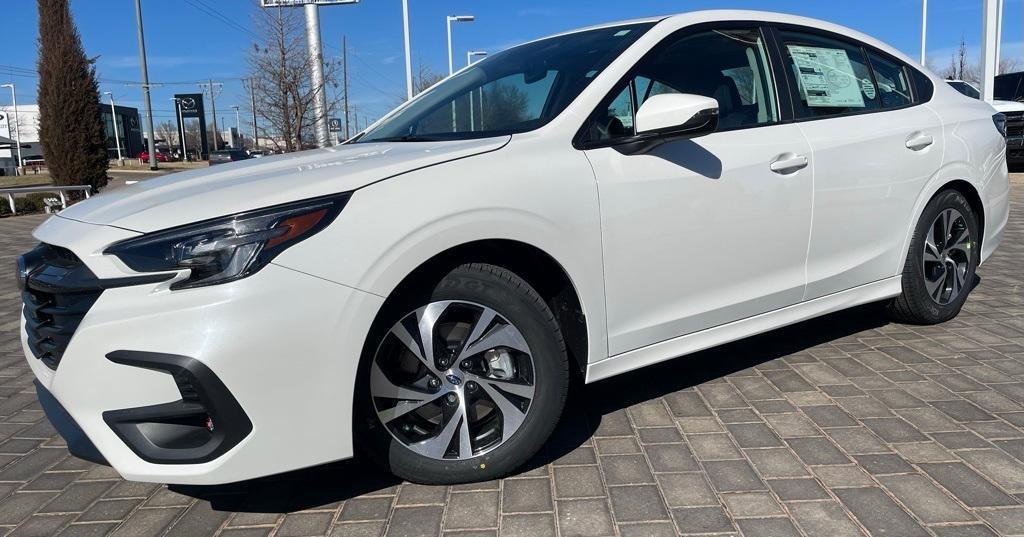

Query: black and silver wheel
(888, 189), (979, 324)
(356, 263), (568, 484)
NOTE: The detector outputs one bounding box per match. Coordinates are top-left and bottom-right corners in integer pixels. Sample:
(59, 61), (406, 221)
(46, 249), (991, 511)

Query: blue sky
(2, 0), (1022, 129)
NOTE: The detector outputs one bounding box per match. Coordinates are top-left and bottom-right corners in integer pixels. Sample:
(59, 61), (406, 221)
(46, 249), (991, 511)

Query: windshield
(947, 81), (981, 100)
(357, 22), (655, 143)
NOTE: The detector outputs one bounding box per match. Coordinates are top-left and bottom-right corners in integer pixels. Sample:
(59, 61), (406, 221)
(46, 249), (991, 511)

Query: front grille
(20, 244), (103, 370)
(1005, 111), (1024, 138)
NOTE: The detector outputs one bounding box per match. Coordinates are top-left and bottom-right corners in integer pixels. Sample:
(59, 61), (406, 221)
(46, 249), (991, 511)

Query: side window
(586, 28), (778, 143)
(911, 69), (934, 102)
(868, 52), (913, 108)
(779, 30), (880, 118)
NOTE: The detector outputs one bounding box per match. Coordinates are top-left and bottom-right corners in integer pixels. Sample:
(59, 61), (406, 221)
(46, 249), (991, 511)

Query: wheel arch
(363, 239), (591, 379)
(896, 173), (987, 276)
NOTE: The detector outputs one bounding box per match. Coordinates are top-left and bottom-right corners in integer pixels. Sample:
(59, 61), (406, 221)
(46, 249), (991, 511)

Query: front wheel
(887, 189), (980, 324)
(355, 263), (569, 484)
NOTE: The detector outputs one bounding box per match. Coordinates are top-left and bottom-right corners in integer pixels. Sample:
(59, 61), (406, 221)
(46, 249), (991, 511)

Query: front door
(582, 27), (814, 356)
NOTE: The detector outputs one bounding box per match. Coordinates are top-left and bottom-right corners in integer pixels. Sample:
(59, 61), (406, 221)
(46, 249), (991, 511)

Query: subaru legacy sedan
(18, 10), (1008, 485)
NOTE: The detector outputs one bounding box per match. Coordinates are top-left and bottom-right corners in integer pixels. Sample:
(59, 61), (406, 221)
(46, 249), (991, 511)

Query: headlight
(106, 193), (350, 290)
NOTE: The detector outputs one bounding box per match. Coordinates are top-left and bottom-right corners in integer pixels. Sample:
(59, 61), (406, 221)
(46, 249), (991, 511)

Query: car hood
(992, 99), (1024, 112)
(57, 137), (510, 232)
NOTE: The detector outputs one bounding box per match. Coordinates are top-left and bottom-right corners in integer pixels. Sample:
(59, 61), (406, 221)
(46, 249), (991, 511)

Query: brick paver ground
(0, 181), (1022, 536)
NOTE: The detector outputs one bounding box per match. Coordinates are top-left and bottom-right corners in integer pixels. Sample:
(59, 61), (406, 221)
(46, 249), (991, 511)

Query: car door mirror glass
(635, 93), (719, 137)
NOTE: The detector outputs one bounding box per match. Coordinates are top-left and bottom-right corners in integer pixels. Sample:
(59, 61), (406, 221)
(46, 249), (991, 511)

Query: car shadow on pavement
(172, 303), (891, 513)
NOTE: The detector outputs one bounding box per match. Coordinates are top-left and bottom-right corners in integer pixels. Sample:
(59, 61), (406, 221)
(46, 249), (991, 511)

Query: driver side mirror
(635, 93), (719, 139)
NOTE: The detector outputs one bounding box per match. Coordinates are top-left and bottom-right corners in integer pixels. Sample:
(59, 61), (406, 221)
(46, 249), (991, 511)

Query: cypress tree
(37, 0), (108, 192)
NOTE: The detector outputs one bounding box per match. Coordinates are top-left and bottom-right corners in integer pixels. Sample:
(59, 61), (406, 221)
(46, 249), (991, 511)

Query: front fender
(273, 136), (610, 366)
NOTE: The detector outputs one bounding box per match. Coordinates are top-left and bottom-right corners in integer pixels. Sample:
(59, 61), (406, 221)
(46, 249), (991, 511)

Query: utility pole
(133, 0), (158, 170)
(342, 35), (351, 140)
(199, 80), (223, 152)
(246, 78), (258, 150)
(305, 4), (330, 148)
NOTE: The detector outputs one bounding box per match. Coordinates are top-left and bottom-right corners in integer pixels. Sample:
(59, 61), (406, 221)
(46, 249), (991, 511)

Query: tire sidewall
(355, 265), (568, 484)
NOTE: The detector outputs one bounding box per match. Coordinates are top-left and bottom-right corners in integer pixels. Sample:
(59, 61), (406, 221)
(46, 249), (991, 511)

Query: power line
(182, 0), (260, 41)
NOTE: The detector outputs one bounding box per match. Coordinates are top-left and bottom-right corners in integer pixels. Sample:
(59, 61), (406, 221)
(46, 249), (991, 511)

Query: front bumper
(22, 216), (385, 485)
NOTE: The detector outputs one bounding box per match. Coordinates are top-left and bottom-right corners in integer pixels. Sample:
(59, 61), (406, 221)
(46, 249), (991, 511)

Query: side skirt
(585, 277), (902, 383)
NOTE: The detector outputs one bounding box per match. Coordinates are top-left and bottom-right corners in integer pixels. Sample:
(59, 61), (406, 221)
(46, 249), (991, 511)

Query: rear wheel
(887, 189), (979, 324)
(356, 263), (569, 484)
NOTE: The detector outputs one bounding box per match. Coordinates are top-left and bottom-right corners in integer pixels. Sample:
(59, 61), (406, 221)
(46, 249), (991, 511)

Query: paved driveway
(0, 183), (1022, 536)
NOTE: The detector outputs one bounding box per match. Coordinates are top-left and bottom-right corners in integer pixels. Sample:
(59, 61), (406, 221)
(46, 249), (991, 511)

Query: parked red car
(138, 151), (173, 163)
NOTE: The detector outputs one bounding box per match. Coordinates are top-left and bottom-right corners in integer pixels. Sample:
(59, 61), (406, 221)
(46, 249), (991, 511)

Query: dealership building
(0, 102), (144, 165)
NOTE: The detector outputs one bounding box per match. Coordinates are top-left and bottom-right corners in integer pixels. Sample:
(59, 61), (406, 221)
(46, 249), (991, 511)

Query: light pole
(446, 15), (475, 75)
(920, 0), (927, 65)
(103, 92), (124, 166)
(402, 0), (413, 100)
(0, 83), (22, 176)
(466, 51), (487, 132)
(171, 97), (188, 162)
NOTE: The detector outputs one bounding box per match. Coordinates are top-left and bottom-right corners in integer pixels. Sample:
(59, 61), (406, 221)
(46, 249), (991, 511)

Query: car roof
(519, 10), (923, 70)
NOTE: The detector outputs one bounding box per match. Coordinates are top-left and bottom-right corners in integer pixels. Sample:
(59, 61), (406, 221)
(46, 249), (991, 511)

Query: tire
(887, 189), (980, 324)
(355, 263), (569, 484)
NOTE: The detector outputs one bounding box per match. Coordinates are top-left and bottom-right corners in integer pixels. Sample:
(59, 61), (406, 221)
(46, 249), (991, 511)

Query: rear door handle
(769, 153), (808, 174)
(906, 133), (934, 151)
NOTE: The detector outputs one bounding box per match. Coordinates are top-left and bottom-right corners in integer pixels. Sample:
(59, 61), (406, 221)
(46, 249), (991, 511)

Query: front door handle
(906, 133), (934, 151)
(769, 153), (808, 174)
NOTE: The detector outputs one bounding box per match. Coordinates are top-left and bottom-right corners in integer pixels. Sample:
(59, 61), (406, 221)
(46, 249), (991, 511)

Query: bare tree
(156, 120), (176, 145)
(1000, 58), (1021, 75)
(246, 6), (340, 153)
(942, 36), (977, 82)
(414, 61), (445, 94)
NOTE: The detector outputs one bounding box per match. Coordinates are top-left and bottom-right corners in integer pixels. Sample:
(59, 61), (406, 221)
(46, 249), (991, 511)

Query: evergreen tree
(37, 0), (108, 192)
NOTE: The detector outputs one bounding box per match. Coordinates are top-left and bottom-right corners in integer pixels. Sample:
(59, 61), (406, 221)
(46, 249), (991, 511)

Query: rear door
(771, 27), (944, 299)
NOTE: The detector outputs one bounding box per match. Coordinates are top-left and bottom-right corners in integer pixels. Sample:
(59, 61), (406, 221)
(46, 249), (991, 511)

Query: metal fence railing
(1, 185), (92, 215)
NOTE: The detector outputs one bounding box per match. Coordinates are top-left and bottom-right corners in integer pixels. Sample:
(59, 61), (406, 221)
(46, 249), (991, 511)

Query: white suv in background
(18, 10), (1008, 486)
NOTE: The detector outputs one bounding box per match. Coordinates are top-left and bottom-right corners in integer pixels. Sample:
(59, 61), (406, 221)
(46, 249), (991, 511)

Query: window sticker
(787, 45), (865, 108)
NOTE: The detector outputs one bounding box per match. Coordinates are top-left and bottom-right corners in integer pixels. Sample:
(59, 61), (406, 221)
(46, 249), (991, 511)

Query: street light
(466, 51), (487, 132)
(104, 92), (124, 166)
(446, 15), (475, 75)
(0, 83), (23, 176)
(170, 97), (188, 162)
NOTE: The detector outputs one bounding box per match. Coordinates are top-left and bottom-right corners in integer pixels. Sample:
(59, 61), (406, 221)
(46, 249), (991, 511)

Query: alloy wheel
(922, 208), (972, 305)
(370, 301), (536, 460)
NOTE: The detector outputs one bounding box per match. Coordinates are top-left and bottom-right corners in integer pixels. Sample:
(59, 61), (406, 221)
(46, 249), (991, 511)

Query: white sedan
(18, 10), (1009, 486)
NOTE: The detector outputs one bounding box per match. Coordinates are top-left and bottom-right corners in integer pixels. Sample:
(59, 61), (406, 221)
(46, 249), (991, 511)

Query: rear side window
(867, 52), (913, 107)
(911, 69), (934, 102)
(779, 30), (880, 118)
